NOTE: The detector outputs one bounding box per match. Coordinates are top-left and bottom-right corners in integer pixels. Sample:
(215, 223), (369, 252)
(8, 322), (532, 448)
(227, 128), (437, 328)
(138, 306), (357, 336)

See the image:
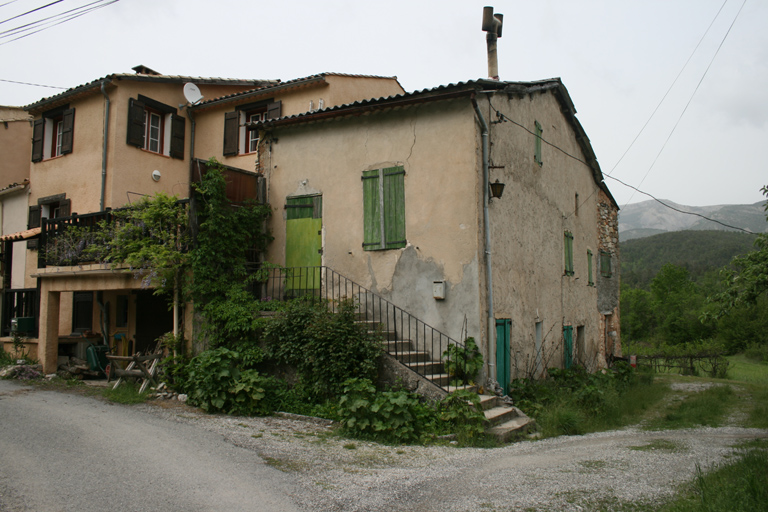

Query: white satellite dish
(183, 83), (203, 105)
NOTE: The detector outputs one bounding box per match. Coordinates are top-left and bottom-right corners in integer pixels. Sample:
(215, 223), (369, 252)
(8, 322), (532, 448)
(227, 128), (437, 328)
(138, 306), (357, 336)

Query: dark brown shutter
(59, 199), (71, 217)
(28, 206), (41, 229)
(223, 111), (239, 156)
(60, 108), (75, 155)
(31, 118), (44, 162)
(126, 98), (146, 147)
(266, 100), (282, 120)
(170, 114), (185, 159)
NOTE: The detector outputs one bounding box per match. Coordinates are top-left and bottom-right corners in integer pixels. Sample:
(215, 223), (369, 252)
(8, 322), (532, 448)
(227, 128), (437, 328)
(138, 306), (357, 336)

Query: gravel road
(2, 378), (766, 511)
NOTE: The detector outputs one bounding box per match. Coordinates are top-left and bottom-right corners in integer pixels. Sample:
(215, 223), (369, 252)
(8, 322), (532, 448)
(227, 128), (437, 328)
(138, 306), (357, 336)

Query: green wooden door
(563, 325), (574, 369)
(496, 318), (511, 394)
(285, 195), (322, 294)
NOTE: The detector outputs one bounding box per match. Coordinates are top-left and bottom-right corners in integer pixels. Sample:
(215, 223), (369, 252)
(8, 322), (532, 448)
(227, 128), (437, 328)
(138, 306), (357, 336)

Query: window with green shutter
(587, 249), (594, 286)
(564, 231), (574, 276)
(600, 250), (612, 278)
(362, 166), (406, 250)
(534, 120), (543, 166)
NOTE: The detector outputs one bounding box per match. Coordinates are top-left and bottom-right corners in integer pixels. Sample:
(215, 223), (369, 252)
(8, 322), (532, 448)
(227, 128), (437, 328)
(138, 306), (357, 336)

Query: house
(0, 67), (405, 374)
(244, 78), (622, 390)
(0, 106), (33, 352)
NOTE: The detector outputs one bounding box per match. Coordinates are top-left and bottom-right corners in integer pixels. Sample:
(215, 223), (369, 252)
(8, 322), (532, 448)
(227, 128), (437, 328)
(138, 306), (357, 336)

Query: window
(31, 106), (74, 162)
(71, 291), (93, 334)
(27, 193), (71, 249)
(564, 231), (574, 276)
(362, 166), (406, 251)
(223, 100), (282, 156)
(534, 120), (543, 166)
(127, 95), (185, 159)
(600, 250), (613, 278)
(587, 249), (594, 286)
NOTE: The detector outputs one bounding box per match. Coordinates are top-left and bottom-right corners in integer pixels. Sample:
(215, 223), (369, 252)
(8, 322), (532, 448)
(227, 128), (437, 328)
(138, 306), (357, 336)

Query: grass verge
(101, 382), (149, 404)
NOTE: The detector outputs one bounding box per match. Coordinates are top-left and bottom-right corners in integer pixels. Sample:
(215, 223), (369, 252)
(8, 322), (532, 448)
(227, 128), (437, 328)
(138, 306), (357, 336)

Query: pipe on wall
(472, 94), (496, 381)
(99, 81), (111, 212)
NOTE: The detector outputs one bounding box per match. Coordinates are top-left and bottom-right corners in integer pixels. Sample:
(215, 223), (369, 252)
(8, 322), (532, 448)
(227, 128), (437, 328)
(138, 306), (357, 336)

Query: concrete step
(486, 412), (537, 443)
(477, 394), (504, 411)
(405, 360), (444, 374)
(483, 405), (521, 428)
(443, 384), (478, 394)
(381, 340), (412, 352)
(394, 351), (432, 363)
(425, 373), (451, 386)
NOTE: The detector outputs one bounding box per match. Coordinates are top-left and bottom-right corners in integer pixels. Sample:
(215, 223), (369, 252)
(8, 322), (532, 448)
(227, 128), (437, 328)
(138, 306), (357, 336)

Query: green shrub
(744, 342), (768, 363)
(442, 337), (483, 386)
(438, 389), (486, 443)
(183, 346), (272, 415)
(265, 298), (381, 400)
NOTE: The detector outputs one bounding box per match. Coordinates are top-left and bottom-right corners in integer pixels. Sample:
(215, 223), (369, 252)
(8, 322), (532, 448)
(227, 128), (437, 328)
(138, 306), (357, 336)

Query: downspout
(99, 81), (111, 211)
(472, 93), (496, 381)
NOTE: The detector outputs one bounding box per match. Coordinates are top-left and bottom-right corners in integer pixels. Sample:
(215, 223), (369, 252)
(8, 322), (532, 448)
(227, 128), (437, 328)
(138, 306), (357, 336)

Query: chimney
(482, 6), (503, 80)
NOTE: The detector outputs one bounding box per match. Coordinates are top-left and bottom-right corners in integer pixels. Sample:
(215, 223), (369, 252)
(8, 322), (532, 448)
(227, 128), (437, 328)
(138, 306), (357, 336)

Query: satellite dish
(183, 83), (203, 105)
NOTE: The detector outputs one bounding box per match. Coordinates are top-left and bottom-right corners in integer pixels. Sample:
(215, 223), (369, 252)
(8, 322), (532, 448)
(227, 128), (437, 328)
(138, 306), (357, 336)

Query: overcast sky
(1, 0), (765, 208)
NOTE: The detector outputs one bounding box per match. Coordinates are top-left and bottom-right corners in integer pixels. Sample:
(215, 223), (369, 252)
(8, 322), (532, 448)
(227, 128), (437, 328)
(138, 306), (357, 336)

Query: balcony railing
(253, 266), (471, 391)
(1, 288), (38, 337)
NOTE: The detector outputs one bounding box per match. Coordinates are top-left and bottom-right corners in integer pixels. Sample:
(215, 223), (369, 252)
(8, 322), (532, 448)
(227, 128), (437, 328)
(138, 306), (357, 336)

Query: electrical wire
(485, 96), (758, 235)
(0, 77), (66, 89)
(0, 0), (62, 26)
(0, 0), (23, 8)
(624, 0), (747, 205)
(0, 0), (119, 45)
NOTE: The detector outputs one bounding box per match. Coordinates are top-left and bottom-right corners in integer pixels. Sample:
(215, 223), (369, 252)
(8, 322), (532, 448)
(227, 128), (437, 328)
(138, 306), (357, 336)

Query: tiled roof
(0, 179), (29, 195)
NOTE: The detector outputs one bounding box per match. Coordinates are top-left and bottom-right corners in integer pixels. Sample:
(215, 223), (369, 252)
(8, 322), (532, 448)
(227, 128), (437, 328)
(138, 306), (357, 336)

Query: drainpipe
(99, 81), (111, 211)
(472, 93), (496, 381)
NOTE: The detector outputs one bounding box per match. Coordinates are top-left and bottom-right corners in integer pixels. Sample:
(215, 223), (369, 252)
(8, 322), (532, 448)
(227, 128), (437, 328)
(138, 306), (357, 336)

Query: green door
(285, 195), (322, 294)
(563, 325), (574, 369)
(495, 318), (511, 394)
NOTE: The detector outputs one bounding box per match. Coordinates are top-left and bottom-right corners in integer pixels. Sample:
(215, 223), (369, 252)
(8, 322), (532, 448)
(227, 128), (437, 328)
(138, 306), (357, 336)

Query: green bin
(86, 344), (110, 373)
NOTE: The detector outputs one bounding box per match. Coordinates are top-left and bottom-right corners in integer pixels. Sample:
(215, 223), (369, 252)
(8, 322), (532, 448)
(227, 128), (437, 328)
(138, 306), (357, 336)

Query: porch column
(38, 289), (60, 374)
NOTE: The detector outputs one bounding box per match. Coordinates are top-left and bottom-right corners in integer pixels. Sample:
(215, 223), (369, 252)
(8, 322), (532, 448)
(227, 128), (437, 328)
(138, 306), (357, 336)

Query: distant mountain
(619, 200), (767, 241)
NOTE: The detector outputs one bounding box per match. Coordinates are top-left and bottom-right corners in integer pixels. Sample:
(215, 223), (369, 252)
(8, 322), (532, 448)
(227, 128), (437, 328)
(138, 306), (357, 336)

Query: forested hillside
(621, 230), (758, 289)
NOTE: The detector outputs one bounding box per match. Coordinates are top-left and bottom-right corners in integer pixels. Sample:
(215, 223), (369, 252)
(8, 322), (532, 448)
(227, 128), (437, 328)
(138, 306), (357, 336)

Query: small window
(127, 96), (185, 159)
(363, 166), (406, 251)
(564, 231), (574, 276)
(587, 249), (594, 286)
(534, 120), (543, 166)
(31, 106), (74, 162)
(600, 250), (613, 278)
(574, 192), (579, 216)
(72, 291), (93, 334)
(116, 295), (129, 328)
(223, 100), (282, 156)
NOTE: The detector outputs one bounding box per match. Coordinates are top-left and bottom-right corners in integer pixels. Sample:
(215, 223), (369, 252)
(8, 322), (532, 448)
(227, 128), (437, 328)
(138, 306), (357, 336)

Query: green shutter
(383, 166), (406, 249)
(600, 250), (612, 278)
(563, 325), (574, 369)
(362, 170), (382, 250)
(587, 250), (594, 286)
(564, 232), (574, 276)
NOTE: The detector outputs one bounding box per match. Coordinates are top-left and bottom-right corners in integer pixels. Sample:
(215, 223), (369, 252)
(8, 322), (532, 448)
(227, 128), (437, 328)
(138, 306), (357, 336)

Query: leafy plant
(442, 337), (483, 385)
(438, 389), (486, 443)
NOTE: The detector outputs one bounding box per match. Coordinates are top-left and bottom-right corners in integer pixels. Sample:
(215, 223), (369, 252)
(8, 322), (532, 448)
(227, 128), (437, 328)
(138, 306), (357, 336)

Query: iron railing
(253, 266), (471, 391)
(1, 288), (38, 337)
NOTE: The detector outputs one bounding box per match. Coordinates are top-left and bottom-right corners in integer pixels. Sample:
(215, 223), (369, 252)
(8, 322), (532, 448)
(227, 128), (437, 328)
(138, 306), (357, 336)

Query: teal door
(495, 319), (511, 394)
(563, 325), (574, 369)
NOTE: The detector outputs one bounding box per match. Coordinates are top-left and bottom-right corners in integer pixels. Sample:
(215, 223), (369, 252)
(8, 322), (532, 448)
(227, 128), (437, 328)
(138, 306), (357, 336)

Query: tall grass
(727, 354), (768, 384)
(646, 385), (734, 430)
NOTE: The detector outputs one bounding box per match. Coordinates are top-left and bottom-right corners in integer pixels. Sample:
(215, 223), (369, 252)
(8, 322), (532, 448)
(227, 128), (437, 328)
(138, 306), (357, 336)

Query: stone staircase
(366, 318), (536, 442)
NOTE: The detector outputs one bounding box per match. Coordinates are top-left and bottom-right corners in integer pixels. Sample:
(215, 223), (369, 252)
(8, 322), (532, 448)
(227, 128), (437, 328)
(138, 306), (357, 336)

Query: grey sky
(2, 0), (765, 207)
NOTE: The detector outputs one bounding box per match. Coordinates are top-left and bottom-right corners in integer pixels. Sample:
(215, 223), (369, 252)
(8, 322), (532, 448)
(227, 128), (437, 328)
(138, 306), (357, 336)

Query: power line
(0, 0), (63, 26)
(624, 0), (747, 205)
(0, 77), (66, 89)
(0, 0), (109, 36)
(0, 0), (120, 45)
(485, 96), (757, 235)
(0, 1), (23, 8)
(607, 0), (729, 179)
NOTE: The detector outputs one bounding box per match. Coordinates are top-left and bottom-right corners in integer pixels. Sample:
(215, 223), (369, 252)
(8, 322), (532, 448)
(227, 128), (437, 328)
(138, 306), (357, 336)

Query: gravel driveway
(142, 390), (768, 512)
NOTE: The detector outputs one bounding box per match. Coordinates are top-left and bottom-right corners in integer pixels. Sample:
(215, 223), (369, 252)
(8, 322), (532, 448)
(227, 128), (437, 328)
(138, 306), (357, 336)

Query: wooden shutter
(362, 170), (381, 250)
(28, 206), (41, 229)
(126, 98), (146, 147)
(266, 100), (282, 120)
(564, 232), (574, 275)
(170, 114), (185, 159)
(534, 120), (543, 165)
(59, 198), (71, 217)
(60, 108), (75, 155)
(31, 118), (44, 162)
(223, 111), (239, 156)
(587, 250), (593, 286)
(600, 250), (612, 278)
(382, 166), (406, 249)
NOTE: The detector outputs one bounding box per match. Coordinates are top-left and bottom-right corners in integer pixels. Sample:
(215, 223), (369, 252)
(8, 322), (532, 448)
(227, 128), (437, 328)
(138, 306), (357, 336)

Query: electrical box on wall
(433, 281), (446, 300)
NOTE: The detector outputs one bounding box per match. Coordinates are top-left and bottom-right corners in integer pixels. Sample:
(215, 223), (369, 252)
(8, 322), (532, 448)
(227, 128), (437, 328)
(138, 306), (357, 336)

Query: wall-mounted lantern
(490, 179), (505, 199)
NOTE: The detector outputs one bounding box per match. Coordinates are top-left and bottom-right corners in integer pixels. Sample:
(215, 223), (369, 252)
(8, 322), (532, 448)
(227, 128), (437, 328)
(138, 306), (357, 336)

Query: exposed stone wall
(596, 189), (621, 364)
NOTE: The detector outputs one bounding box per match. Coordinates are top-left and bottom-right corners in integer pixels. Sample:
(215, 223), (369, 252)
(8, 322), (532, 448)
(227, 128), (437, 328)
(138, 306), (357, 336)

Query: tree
(709, 185), (768, 318)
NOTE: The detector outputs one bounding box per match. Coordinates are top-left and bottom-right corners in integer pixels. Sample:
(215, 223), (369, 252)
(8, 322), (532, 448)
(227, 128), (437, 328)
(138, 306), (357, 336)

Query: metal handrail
(253, 266), (471, 392)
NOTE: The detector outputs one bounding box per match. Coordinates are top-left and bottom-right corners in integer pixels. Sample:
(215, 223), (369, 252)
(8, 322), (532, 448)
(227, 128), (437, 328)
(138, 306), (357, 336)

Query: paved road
(0, 380), (301, 512)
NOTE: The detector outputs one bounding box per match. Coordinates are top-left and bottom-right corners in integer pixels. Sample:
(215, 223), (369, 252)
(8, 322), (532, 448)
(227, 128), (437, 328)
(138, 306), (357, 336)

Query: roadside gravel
(139, 397), (768, 512)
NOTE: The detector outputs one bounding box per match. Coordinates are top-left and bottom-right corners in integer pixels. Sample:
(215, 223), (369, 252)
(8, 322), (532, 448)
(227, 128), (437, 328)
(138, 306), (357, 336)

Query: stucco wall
(264, 99), (484, 347)
(479, 90), (606, 377)
(0, 107), (32, 185)
(1, 188), (30, 289)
